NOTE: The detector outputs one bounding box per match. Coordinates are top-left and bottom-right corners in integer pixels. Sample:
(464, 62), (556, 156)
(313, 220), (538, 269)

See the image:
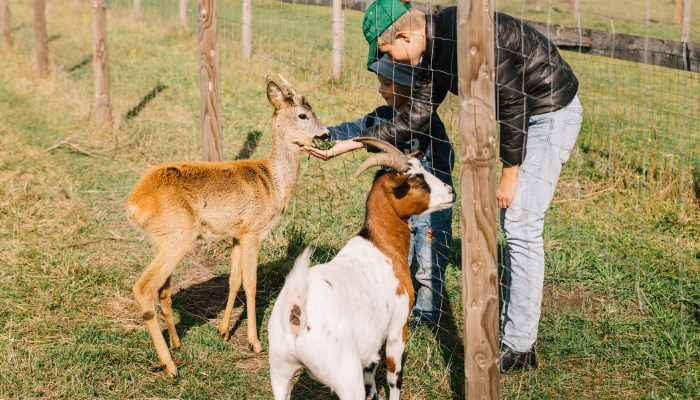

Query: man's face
(377, 75), (412, 111)
(378, 31), (424, 66)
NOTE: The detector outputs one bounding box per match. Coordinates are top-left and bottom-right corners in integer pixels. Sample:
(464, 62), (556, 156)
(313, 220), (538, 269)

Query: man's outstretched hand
(302, 139), (364, 161)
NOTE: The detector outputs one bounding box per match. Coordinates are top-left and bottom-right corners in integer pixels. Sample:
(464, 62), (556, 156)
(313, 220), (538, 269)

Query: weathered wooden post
(571, 0), (580, 26)
(92, 0), (111, 129)
(457, 0), (500, 397)
(331, 0), (344, 78)
(682, 0), (691, 42)
(179, 0), (188, 29)
(198, 0), (223, 161)
(134, 0), (141, 18)
(1, 0), (10, 48)
(34, 0), (48, 76)
(241, 0), (252, 60)
(675, 0), (682, 24)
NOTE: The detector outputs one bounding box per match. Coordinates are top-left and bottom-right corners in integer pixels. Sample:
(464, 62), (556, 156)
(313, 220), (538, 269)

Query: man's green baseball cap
(362, 0), (412, 68)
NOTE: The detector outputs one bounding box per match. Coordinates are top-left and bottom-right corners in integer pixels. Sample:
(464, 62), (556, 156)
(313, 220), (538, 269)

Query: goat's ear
(267, 78), (286, 109)
(387, 173), (410, 189)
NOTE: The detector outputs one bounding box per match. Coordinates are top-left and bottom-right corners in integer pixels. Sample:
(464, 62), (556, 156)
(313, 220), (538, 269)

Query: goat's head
(266, 75), (330, 147)
(354, 138), (455, 218)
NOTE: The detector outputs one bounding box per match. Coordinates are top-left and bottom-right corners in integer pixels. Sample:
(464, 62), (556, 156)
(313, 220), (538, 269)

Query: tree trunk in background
(134, 0), (141, 18)
(241, 0), (252, 60)
(1, 0), (11, 48)
(682, 0), (691, 42)
(92, 0), (111, 129)
(179, 0), (188, 29)
(457, 0), (500, 398)
(198, 0), (223, 161)
(331, 0), (344, 79)
(571, 0), (580, 27)
(34, 0), (47, 76)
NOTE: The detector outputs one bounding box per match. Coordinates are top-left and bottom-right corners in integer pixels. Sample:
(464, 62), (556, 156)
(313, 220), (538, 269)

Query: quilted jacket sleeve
(495, 31), (530, 166)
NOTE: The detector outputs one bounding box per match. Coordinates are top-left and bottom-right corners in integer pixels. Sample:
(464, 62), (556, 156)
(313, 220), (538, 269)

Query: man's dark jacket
(361, 8), (579, 166)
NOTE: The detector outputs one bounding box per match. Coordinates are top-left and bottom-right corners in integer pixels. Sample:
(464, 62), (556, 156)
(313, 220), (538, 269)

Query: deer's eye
(299, 114), (307, 120)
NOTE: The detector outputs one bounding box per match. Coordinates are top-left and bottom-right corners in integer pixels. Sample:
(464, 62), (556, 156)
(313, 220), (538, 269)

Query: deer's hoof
(219, 330), (230, 341)
(249, 341), (263, 353)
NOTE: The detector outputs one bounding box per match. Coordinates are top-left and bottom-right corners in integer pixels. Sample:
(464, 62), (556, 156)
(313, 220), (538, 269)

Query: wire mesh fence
(48, 0), (700, 396)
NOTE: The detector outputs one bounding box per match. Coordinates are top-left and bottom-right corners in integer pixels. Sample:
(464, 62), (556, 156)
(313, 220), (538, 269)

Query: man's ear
(267, 78), (286, 109)
(396, 31), (412, 43)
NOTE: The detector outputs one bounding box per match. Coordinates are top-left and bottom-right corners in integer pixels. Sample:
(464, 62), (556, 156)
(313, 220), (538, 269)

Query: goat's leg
(240, 236), (262, 353)
(218, 238), (242, 341)
(269, 360), (300, 400)
(158, 276), (181, 350)
(385, 323), (408, 400)
(133, 245), (192, 377)
(362, 362), (379, 400)
(330, 362), (365, 400)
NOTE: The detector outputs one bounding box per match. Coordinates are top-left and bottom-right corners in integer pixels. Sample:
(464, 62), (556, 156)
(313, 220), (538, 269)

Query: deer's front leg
(240, 236), (263, 353)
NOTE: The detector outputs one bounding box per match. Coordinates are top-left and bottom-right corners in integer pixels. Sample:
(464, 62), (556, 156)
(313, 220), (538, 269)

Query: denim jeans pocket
(559, 116), (582, 164)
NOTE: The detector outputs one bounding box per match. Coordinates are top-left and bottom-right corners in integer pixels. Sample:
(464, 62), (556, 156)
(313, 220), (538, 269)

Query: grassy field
(1, 0), (699, 398)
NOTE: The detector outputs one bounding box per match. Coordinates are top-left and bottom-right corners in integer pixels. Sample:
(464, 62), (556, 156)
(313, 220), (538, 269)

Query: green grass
(0, 0), (699, 398)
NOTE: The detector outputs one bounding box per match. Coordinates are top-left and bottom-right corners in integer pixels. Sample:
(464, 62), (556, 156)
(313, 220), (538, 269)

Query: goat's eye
(413, 183), (421, 189)
(298, 114), (307, 120)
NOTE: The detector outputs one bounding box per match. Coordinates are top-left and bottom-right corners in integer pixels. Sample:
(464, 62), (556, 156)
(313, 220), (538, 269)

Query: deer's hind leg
(218, 237), (242, 341)
(133, 238), (194, 377)
(158, 276), (181, 350)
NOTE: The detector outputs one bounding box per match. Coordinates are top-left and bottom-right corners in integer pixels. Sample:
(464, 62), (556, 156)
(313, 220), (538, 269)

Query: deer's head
(266, 75), (330, 148)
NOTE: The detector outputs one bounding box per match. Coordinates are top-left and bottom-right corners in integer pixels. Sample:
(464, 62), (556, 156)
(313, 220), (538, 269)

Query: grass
(0, 0), (699, 398)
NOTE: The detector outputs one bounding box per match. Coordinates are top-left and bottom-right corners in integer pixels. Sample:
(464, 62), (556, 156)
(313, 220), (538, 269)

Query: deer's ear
(267, 79), (286, 109)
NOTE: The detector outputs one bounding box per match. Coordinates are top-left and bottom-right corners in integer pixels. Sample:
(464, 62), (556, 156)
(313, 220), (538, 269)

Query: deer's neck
(268, 127), (302, 203)
(358, 185), (414, 300)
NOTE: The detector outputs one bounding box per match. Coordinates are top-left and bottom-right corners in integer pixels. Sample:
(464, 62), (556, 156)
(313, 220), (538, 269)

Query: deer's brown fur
(126, 76), (328, 377)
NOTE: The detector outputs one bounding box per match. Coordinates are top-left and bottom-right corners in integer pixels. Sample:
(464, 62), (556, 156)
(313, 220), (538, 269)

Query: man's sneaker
(499, 343), (538, 373)
(408, 316), (438, 331)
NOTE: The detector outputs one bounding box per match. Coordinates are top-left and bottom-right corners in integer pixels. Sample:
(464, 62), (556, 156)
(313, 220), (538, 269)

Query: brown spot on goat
(325, 280), (332, 287)
(386, 356), (397, 373)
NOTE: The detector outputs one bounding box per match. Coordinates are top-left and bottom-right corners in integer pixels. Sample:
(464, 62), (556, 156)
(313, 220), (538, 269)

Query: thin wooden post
(92, 0), (111, 129)
(457, 0), (500, 398)
(682, 0), (691, 42)
(1, 0), (10, 48)
(241, 0), (252, 60)
(571, 0), (580, 27)
(134, 0), (141, 18)
(34, 0), (47, 76)
(331, 0), (344, 78)
(179, 0), (188, 29)
(675, 0), (682, 24)
(198, 0), (223, 161)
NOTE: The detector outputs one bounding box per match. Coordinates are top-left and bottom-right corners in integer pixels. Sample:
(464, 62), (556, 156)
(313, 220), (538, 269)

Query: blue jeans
(409, 207), (453, 322)
(500, 95), (583, 352)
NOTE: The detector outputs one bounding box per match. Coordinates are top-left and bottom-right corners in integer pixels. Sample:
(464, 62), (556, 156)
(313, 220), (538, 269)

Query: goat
(268, 137), (456, 400)
(125, 76), (329, 377)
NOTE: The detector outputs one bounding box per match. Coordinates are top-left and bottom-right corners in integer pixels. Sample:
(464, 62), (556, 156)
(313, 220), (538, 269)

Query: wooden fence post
(241, 0), (252, 60)
(179, 0), (188, 29)
(1, 0), (10, 48)
(571, 0), (580, 27)
(92, 0), (111, 129)
(457, 0), (500, 398)
(34, 0), (47, 76)
(682, 0), (691, 42)
(331, 0), (344, 78)
(675, 0), (682, 24)
(198, 0), (223, 161)
(134, 0), (140, 18)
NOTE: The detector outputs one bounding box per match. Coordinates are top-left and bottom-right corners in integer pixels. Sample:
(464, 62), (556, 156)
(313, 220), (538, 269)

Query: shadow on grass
(47, 34), (61, 43)
(67, 54), (91, 73)
(124, 85), (167, 120)
(235, 130), (263, 160)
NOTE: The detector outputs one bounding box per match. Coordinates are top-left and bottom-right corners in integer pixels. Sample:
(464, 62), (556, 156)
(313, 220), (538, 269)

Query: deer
(125, 75), (330, 377)
(268, 138), (456, 400)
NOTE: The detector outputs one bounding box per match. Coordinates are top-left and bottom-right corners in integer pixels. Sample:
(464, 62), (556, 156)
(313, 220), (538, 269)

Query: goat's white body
(268, 237), (409, 400)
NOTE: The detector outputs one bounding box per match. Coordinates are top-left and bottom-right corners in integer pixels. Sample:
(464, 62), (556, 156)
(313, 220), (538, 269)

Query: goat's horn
(278, 74), (298, 96)
(354, 153), (409, 178)
(352, 137), (404, 156)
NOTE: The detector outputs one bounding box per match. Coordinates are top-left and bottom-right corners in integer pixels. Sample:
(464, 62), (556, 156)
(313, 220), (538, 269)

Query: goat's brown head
(354, 138), (455, 219)
(266, 75), (330, 147)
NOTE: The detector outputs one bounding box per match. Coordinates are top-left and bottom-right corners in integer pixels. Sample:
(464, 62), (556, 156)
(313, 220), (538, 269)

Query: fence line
(33, 0), (47, 76)
(198, 0), (224, 161)
(91, 0), (111, 129)
(0, 0), (10, 48)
